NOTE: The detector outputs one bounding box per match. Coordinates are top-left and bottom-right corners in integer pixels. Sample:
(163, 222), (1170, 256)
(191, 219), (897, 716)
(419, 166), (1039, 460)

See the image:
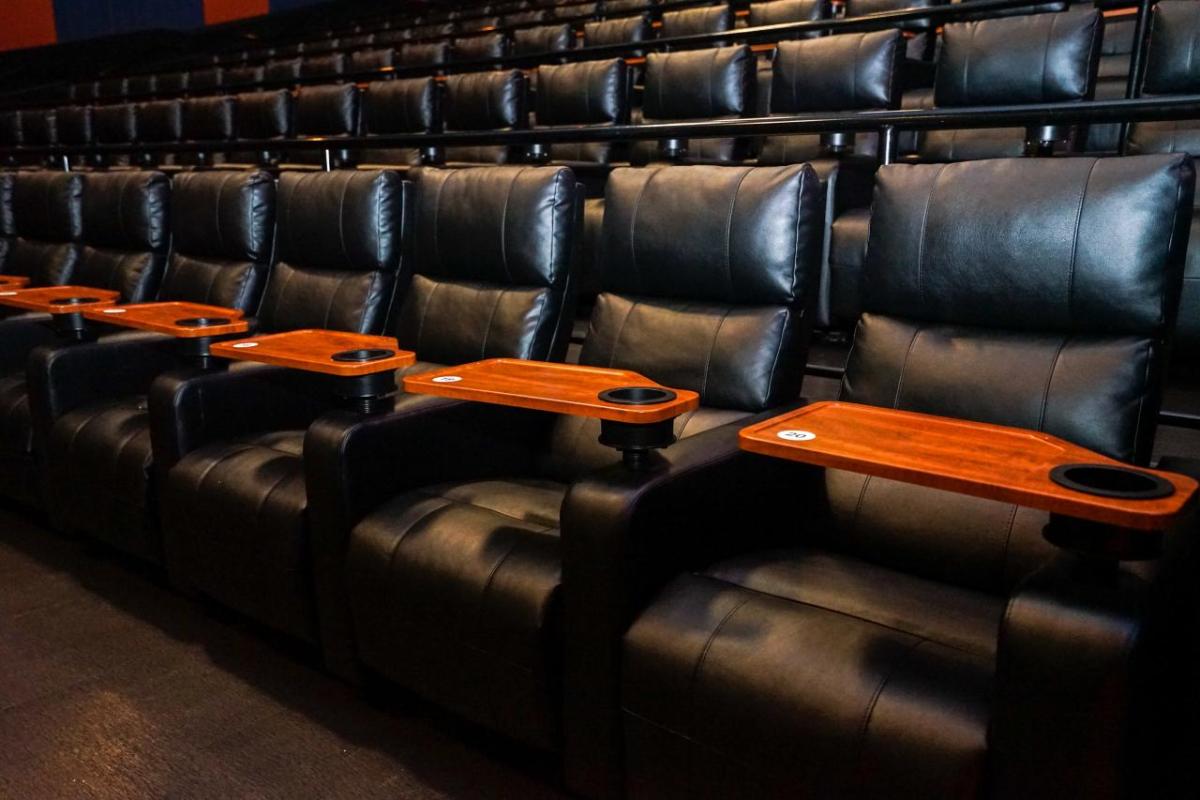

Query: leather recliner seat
(283, 83), (360, 168)
(441, 69), (527, 165)
(358, 77), (439, 169)
(828, 8), (1104, 330)
(302, 163), (824, 763)
(0, 170), (169, 506)
(618, 154), (1196, 799)
(228, 89), (293, 168)
(1125, 0), (1200, 364)
(153, 166), (580, 650)
(30, 170), (276, 564)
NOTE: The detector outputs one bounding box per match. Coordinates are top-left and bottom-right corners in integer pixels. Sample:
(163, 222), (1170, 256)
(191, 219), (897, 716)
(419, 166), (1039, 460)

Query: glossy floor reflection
(0, 507), (566, 800)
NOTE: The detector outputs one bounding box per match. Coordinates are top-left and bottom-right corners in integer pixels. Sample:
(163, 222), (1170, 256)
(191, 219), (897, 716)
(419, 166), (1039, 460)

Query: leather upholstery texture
(189, 67), (223, 92)
(584, 15), (651, 48)
(619, 154), (1196, 800)
(301, 52), (345, 77)
(235, 89), (293, 140)
(7, 171), (84, 286)
(513, 22), (573, 55)
(328, 164), (821, 762)
(183, 96), (235, 141)
(1140, 0), (1200, 95)
(748, 0), (829, 32)
(456, 32), (508, 61)
(224, 65), (263, 88)
(55, 105), (92, 146)
(137, 99), (183, 143)
(264, 57), (303, 82)
(842, 0), (941, 31)
(23, 110), (56, 146)
(443, 70), (527, 164)
(639, 45), (755, 164)
(399, 41), (451, 66)
(75, 171), (169, 303)
(94, 103), (136, 144)
(660, 6), (733, 39)
(536, 59), (628, 165)
(350, 48), (396, 71)
(360, 77), (438, 166)
(256, 170), (402, 334)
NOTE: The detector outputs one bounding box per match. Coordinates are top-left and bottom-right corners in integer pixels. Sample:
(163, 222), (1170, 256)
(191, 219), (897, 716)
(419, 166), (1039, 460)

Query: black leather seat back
(264, 57), (303, 83)
(759, 29), (902, 164)
(94, 103), (137, 144)
(361, 77), (438, 167)
(138, 99), (183, 144)
(0, 174), (13, 269)
(455, 32), (508, 61)
(660, 6), (733, 39)
(536, 59), (628, 165)
(843, 0), (942, 59)
(833, 155), (1193, 592)
(921, 10), (1102, 160)
(256, 170), (404, 334)
(749, 0), (829, 32)
(301, 52), (346, 78)
(231, 89), (293, 165)
(393, 166), (579, 365)
(159, 71), (189, 95)
(75, 171), (170, 302)
(351, 48), (396, 72)
(127, 74), (156, 96)
(183, 96), (235, 142)
(56, 106), (92, 150)
(543, 164), (824, 480)
(290, 84), (360, 166)
(0, 111), (20, 149)
(584, 15), (651, 49)
(443, 70), (527, 164)
(24, 110), (56, 148)
(225, 65), (263, 89)
(602, 0), (650, 15)
(513, 22), (573, 55)
(158, 170), (274, 311)
(636, 45), (755, 164)
(1128, 1), (1200, 158)
(398, 41), (451, 67)
(8, 172), (84, 285)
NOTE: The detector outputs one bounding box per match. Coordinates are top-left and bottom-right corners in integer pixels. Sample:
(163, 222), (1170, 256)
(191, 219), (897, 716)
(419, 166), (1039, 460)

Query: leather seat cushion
(163, 430), (317, 642)
(47, 395), (158, 561)
(1176, 210), (1200, 356)
(829, 207), (871, 327)
(622, 548), (997, 798)
(0, 369), (36, 503)
(346, 477), (569, 749)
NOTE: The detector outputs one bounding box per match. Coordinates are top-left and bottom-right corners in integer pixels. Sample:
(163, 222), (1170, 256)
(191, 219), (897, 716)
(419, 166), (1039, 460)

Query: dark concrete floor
(0, 508), (567, 800)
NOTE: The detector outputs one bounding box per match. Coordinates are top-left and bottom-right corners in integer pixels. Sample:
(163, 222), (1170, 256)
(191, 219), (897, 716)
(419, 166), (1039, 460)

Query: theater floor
(1, 371), (1197, 799)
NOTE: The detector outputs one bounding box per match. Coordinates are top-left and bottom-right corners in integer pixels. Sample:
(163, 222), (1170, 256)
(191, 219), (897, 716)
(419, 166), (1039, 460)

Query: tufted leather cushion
(236, 89), (293, 139)
(660, 5), (733, 38)
(536, 59), (627, 165)
(55, 106), (92, 146)
(137, 99), (182, 143)
(444, 70), (526, 164)
(393, 166), (578, 365)
(455, 32), (508, 61)
(351, 48), (396, 71)
(513, 22), (573, 55)
(224, 65), (263, 88)
(584, 14), (651, 48)
(934, 10), (1102, 107)
(74, 171), (169, 302)
(749, 0), (829, 32)
(294, 83), (359, 137)
(183, 96), (235, 141)
(1140, 0), (1200, 95)
(257, 170), (403, 334)
(360, 77), (438, 167)
(7, 172), (83, 286)
(301, 52), (345, 78)
(399, 41), (451, 66)
(158, 170), (274, 310)
(264, 57), (303, 82)
(94, 103), (137, 144)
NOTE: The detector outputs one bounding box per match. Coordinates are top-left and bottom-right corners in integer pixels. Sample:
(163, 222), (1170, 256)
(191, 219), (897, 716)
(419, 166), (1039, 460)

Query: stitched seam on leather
(997, 502), (1021, 590)
(761, 307), (791, 408)
(628, 170), (656, 294)
(335, 173), (352, 271)
(479, 288), (505, 359)
(850, 637), (928, 790)
(724, 169), (750, 300)
(961, 23), (977, 103)
(851, 33), (862, 107)
(1036, 335), (1069, 434)
(607, 298), (638, 368)
(687, 594), (751, 749)
(413, 279), (441, 356)
(699, 309), (731, 403)
(914, 165), (948, 308)
(891, 322), (924, 408)
(1132, 340), (1152, 461)
(500, 169), (524, 284)
(1064, 159), (1098, 323)
(706, 48), (719, 116)
(1040, 14), (1057, 102)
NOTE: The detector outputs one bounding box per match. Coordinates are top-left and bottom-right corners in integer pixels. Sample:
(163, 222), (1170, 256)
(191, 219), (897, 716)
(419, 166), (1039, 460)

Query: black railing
(0, 0), (1068, 112)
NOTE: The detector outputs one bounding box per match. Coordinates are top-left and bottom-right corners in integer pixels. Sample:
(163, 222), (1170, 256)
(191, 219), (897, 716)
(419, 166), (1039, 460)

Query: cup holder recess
(175, 317), (231, 328)
(1049, 463), (1174, 500)
(598, 386), (677, 406)
(50, 296), (100, 306)
(331, 348), (395, 363)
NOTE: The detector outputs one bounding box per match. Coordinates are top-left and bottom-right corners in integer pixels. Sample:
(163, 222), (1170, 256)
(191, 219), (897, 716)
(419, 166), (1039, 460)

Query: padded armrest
(147, 361), (333, 472)
(305, 393), (555, 678)
(0, 312), (56, 371)
(560, 402), (815, 798)
(25, 330), (178, 454)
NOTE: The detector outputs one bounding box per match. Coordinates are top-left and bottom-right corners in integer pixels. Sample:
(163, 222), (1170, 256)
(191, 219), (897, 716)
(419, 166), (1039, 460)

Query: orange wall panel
(204, 0), (269, 25)
(0, 0), (58, 52)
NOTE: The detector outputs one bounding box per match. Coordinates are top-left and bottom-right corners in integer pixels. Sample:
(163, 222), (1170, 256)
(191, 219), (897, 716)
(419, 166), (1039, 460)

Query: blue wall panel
(52, 0), (204, 42)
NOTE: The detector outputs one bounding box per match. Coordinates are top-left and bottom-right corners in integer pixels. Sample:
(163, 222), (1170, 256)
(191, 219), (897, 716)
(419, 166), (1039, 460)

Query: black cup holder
(175, 316), (231, 328)
(331, 348), (395, 363)
(598, 386), (677, 406)
(50, 296), (100, 306)
(1049, 463), (1174, 500)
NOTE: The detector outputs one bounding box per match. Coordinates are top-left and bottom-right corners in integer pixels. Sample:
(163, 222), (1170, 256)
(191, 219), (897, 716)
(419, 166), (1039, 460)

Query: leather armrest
(0, 312), (55, 371)
(560, 401), (817, 798)
(148, 361), (334, 473)
(305, 394), (554, 679)
(25, 330), (179, 456)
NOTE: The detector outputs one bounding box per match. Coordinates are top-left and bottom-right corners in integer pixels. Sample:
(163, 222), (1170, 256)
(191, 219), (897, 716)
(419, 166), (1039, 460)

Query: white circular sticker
(232, 342), (259, 349)
(102, 308), (127, 314)
(432, 375), (463, 383)
(776, 430), (816, 442)
(0, 292), (16, 297)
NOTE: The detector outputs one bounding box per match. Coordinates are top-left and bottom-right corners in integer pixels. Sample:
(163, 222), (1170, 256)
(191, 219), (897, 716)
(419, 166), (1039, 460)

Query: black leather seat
(181, 95), (236, 166)
(189, 67), (223, 93)
(32, 170), (275, 563)
(513, 22), (574, 56)
(359, 77), (439, 168)
(158, 71), (190, 96)
(157, 165), (579, 649)
(397, 41), (452, 66)
(603, 0), (652, 16)
(828, 9), (1103, 329)
(285, 83), (360, 168)
(758, 30), (902, 327)
(301, 52), (346, 78)
(660, 5), (733, 42)
(584, 14), (651, 52)
(224, 64), (264, 90)
(633, 45), (756, 165)
(264, 57), (304, 84)
(229, 88), (293, 167)
(748, 0), (829, 30)
(135, 99), (183, 167)
(455, 31), (509, 61)
(442, 70), (527, 164)
(0, 171), (168, 507)
(151, 169), (405, 641)
(127, 74), (156, 97)
(617, 154), (1196, 799)
(93, 102), (137, 167)
(350, 47), (396, 72)
(1126, 0), (1200, 363)
(843, 0), (943, 61)
(1085, 15), (1136, 153)
(304, 164), (823, 767)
